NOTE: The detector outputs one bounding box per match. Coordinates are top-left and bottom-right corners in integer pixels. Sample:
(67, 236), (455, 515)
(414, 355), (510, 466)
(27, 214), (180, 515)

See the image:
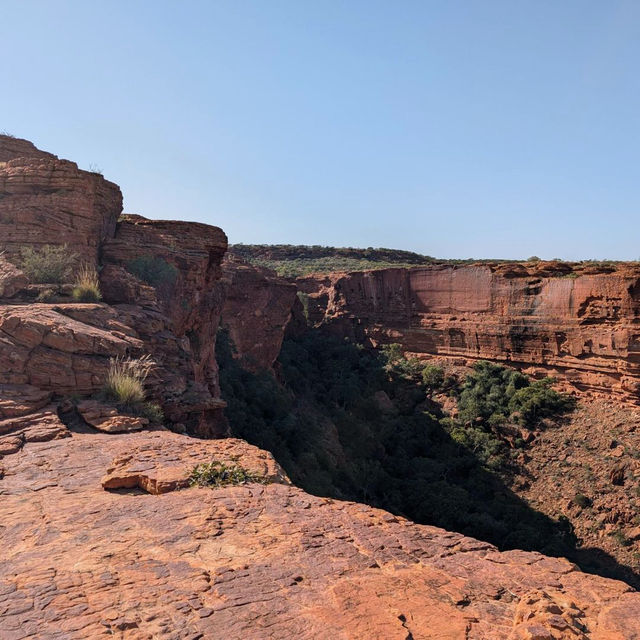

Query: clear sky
(2, 1), (639, 260)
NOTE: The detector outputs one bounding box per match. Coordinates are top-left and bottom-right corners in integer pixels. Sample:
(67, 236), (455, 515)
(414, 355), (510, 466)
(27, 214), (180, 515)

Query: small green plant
(611, 530), (632, 547)
(297, 291), (310, 321)
(127, 255), (178, 288)
(20, 244), (77, 284)
(572, 493), (592, 509)
(36, 288), (58, 302)
(140, 402), (164, 424)
(103, 355), (153, 407)
(189, 460), (265, 488)
(72, 264), (102, 302)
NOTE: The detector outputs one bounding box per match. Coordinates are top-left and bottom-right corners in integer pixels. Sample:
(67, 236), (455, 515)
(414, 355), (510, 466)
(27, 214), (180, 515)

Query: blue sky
(2, 1), (639, 260)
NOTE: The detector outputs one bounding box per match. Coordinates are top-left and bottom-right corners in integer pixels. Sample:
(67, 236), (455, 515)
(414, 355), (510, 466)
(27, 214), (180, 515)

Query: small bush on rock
(189, 460), (265, 488)
(422, 364), (445, 390)
(140, 402), (164, 424)
(72, 264), (102, 302)
(127, 255), (178, 288)
(20, 244), (77, 284)
(103, 355), (153, 407)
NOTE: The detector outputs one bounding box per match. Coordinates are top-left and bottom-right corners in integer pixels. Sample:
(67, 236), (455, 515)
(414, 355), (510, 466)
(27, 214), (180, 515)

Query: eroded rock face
(221, 256), (297, 371)
(102, 214), (229, 436)
(0, 135), (122, 267)
(0, 427), (638, 639)
(299, 265), (640, 402)
(0, 137), (230, 437)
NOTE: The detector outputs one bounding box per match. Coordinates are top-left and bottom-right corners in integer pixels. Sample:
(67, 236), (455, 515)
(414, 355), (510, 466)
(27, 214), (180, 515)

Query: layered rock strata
(0, 137), (122, 266)
(299, 264), (640, 402)
(0, 136), (229, 436)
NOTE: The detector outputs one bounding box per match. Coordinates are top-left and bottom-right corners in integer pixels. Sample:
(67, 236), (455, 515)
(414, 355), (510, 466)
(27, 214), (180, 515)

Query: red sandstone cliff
(298, 264), (640, 403)
(2, 136), (640, 639)
(0, 135), (229, 436)
(220, 256), (297, 372)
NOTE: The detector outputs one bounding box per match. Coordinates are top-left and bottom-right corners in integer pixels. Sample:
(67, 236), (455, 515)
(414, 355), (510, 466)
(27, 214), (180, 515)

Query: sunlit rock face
(0, 135), (122, 267)
(0, 136), (229, 437)
(298, 263), (640, 403)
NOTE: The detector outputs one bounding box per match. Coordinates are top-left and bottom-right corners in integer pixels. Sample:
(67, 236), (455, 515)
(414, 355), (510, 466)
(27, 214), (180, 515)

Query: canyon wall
(299, 263), (640, 402)
(220, 256), (297, 372)
(2, 135), (640, 638)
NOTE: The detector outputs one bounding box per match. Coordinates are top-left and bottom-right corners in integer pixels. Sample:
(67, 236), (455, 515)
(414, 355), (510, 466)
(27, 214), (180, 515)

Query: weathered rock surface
(299, 264), (640, 403)
(0, 428), (638, 639)
(0, 137), (230, 437)
(221, 256), (297, 371)
(0, 304), (138, 394)
(0, 254), (28, 299)
(0, 135), (122, 267)
(76, 400), (149, 433)
(0, 135), (56, 163)
(0, 405), (69, 458)
(101, 433), (289, 493)
(102, 214), (229, 436)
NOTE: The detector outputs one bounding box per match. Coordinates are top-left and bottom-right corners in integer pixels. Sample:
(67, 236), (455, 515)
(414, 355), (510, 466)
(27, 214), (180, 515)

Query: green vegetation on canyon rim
(217, 329), (580, 559)
(189, 460), (266, 488)
(230, 243), (631, 278)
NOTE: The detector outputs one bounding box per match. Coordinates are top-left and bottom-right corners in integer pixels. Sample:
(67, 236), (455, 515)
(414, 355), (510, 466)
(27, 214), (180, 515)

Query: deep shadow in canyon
(216, 328), (640, 589)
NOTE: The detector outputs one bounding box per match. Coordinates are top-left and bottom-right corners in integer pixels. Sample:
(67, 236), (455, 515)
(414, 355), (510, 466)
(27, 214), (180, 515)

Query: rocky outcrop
(1, 426), (639, 639)
(101, 434), (289, 493)
(221, 256), (297, 371)
(0, 135), (56, 162)
(0, 136), (230, 437)
(0, 135), (122, 267)
(102, 214), (229, 436)
(299, 264), (640, 403)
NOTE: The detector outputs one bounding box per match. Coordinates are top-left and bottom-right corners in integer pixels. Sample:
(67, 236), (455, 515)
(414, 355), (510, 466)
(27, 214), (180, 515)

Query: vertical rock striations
(299, 263), (640, 402)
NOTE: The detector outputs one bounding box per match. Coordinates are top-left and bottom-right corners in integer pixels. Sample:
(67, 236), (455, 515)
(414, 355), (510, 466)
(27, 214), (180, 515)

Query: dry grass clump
(103, 355), (153, 406)
(20, 244), (77, 284)
(72, 264), (102, 302)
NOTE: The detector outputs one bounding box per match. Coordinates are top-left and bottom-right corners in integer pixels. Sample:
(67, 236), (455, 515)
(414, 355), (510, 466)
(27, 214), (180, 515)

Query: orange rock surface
(299, 265), (640, 402)
(1, 427), (639, 640)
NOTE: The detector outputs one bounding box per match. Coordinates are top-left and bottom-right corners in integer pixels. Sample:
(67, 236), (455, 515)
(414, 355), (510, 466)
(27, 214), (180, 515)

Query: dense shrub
(127, 255), (178, 288)
(457, 361), (575, 428)
(72, 265), (102, 302)
(422, 364), (445, 389)
(20, 244), (77, 283)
